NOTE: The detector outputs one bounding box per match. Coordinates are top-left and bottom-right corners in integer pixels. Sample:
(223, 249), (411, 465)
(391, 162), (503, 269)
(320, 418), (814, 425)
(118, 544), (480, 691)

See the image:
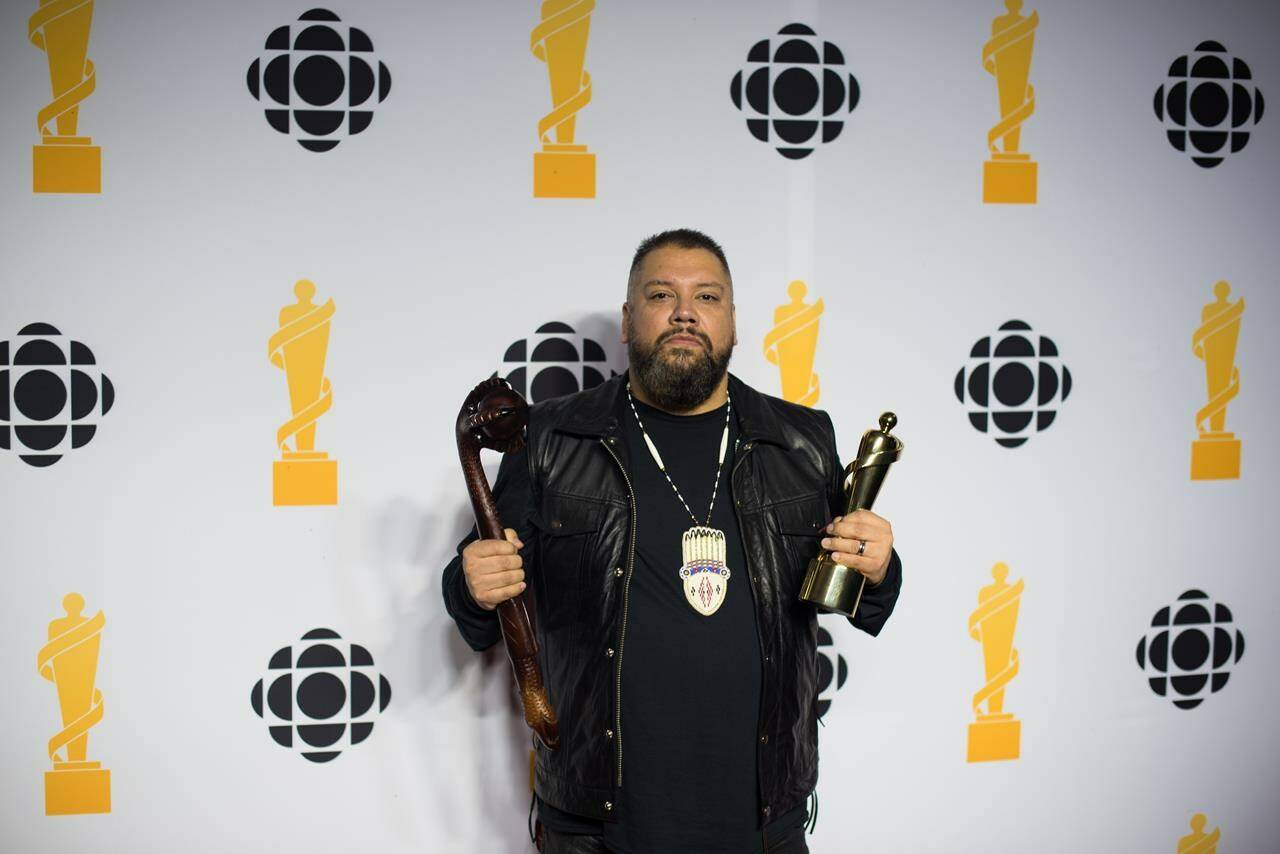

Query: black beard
(627, 326), (733, 412)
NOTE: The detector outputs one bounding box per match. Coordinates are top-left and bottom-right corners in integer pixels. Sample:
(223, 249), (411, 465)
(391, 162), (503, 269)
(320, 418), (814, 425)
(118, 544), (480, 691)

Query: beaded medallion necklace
(626, 383), (733, 616)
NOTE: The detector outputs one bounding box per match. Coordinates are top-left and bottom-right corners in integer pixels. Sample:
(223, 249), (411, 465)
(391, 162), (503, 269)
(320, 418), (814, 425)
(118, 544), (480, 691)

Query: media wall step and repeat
(2, 1), (1277, 852)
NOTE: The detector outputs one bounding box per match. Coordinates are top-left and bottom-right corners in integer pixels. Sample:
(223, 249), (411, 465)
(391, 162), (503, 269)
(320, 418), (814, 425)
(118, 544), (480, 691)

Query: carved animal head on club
(457, 377), (529, 454)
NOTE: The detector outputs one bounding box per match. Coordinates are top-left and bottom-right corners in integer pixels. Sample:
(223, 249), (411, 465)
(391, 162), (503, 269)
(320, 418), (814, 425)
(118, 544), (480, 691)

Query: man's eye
(698, 293), (719, 301)
(650, 292), (671, 300)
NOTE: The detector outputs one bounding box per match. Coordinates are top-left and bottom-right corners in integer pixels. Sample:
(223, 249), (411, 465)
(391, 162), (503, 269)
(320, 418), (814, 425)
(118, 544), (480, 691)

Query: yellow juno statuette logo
(270, 280), (337, 506)
(38, 593), (109, 815)
(982, 1), (1038, 203)
(531, 0), (596, 198)
(1191, 281), (1243, 480)
(967, 563), (1023, 762)
(29, 0), (101, 193)
(764, 280), (823, 407)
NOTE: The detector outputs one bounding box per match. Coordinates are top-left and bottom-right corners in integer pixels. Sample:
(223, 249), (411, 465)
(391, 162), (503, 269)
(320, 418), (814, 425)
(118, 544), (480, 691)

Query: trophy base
(1191, 434), (1240, 480)
(983, 156), (1037, 205)
(534, 149), (595, 198)
(45, 763), (111, 815)
(967, 714), (1020, 762)
(798, 556), (866, 618)
(274, 456), (338, 506)
(34, 143), (101, 194)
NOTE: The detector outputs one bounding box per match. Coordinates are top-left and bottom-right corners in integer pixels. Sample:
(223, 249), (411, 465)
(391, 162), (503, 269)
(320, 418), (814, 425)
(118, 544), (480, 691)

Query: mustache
(657, 327), (711, 350)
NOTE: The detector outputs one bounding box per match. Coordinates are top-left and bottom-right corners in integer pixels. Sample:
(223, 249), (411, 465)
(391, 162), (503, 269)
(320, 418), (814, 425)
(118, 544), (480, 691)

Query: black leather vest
(518, 373), (899, 826)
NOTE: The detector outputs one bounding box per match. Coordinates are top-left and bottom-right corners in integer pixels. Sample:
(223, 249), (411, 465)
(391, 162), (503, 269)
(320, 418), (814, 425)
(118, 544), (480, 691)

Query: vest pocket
(770, 494), (829, 582)
(531, 493), (603, 636)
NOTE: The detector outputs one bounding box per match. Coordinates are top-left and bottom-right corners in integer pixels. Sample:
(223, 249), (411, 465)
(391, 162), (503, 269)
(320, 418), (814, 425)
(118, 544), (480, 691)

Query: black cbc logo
(498, 321), (615, 403)
(0, 323), (114, 467)
(1154, 40), (1264, 168)
(730, 24), (860, 160)
(247, 9), (392, 152)
(1136, 590), (1244, 710)
(954, 320), (1072, 448)
(816, 624), (849, 718)
(251, 629), (392, 762)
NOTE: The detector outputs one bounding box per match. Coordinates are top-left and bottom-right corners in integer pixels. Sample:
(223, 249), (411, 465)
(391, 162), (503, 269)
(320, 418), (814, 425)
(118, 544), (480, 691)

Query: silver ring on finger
(856, 539), (867, 557)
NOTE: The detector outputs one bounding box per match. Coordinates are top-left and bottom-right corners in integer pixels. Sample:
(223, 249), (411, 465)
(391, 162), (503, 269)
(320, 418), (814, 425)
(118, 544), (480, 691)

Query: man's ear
(731, 303), (738, 346)
(620, 302), (630, 344)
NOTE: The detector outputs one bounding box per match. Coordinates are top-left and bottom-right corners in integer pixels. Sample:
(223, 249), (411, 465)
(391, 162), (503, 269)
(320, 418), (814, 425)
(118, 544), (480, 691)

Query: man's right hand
(462, 528), (526, 611)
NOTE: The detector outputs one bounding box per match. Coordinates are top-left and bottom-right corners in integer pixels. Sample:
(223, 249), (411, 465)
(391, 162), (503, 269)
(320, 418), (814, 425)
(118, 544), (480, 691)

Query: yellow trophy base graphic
(534, 146), (595, 198)
(45, 762), (110, 816)
(983, 154), (1036, 204)
(967, 713), (1020, 762)
(1191, 434), (1241, 480)
(33, 142), (101, 194)
(273, 455), (337, 506)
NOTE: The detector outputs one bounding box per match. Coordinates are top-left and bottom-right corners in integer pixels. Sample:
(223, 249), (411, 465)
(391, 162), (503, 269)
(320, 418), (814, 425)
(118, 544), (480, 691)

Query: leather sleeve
(851, 547), (901, 637)
(442, 445), (539, 652)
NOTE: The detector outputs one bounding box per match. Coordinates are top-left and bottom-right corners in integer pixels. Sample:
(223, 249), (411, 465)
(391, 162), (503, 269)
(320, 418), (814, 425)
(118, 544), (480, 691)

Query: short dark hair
(627, 228), (732, 301)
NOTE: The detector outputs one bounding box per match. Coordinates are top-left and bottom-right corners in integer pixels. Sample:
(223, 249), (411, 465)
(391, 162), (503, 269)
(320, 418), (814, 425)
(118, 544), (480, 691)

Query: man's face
(622, 245), (736, 410)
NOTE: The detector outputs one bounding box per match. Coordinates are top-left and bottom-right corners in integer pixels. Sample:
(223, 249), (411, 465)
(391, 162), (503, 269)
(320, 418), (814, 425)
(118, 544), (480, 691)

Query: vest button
(614, 567), (624, 578)
(759, 733), (769, 744)
(606, 647), (615, 658)
(605, 729), (614, 739)
(604, 801), (614, 811)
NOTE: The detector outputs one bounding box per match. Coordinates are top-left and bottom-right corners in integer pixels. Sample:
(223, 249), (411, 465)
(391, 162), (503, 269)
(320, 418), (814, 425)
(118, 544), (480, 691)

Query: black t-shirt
(541, 397), (804, 852)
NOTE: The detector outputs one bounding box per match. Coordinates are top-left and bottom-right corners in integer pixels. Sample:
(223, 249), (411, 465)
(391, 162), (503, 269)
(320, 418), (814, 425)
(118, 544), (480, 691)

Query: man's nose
(670, 296), (698, 324)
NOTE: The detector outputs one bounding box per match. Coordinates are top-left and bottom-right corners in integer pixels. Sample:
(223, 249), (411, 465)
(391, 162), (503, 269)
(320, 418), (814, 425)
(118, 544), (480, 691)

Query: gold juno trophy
(764, 280), (824, 407)
(531, 0), (596, 198)
(798, 413), (903, 617)
(29, 0), (100, 193)
(269, 279), (337, 506)
(1191, 280), (1244, 480)
(967, 562), (1023, 762)
(38, 593), (110, 815)
(982, 1), (1038, 204)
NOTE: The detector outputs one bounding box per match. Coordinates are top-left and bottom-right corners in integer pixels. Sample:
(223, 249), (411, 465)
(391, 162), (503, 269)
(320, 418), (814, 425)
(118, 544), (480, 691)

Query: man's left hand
(821, 509), (894, 587)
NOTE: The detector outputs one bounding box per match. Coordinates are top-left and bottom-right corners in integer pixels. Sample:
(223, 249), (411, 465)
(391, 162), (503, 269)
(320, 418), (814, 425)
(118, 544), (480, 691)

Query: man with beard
(443, 229), (902, 854)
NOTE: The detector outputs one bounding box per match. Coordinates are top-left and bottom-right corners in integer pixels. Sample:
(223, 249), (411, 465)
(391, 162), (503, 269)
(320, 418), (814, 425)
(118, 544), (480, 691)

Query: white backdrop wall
(2, 1), (1278, 852)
